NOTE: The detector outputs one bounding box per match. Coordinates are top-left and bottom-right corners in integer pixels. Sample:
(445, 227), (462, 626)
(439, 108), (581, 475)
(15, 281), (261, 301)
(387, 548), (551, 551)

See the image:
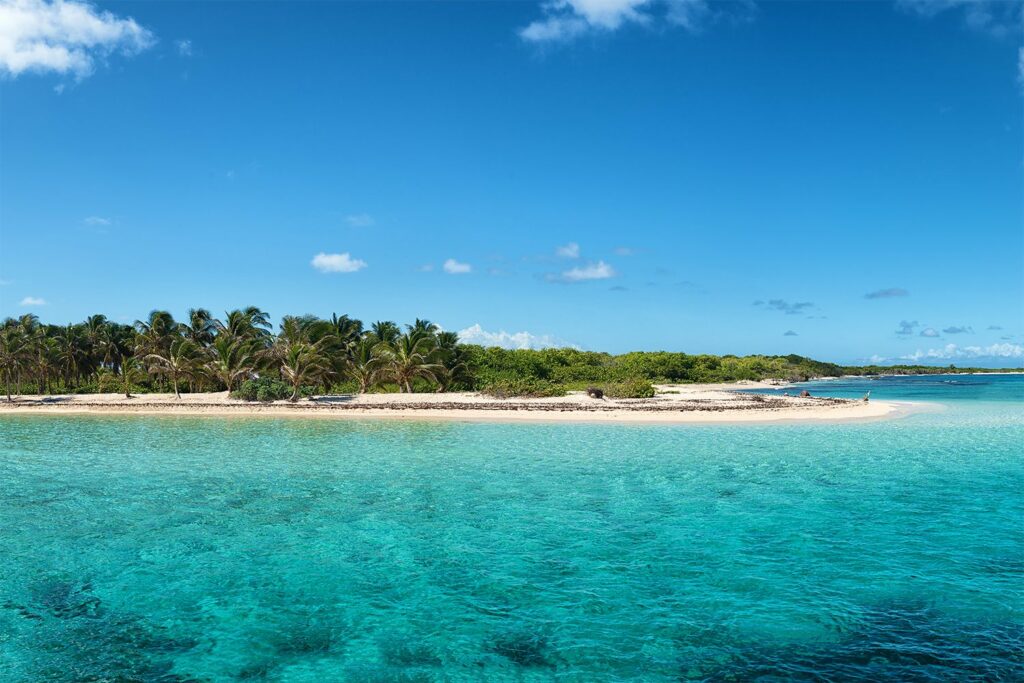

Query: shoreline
(0, 384), (906, 425)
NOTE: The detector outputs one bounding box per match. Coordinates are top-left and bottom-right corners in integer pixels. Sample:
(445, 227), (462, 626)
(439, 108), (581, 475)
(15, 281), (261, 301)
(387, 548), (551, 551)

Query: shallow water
(1, 375), (1022, 681)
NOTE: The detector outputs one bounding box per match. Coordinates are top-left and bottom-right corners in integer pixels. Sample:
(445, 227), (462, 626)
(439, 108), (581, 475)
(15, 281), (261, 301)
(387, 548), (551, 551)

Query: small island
(7, 308), (1007, 423)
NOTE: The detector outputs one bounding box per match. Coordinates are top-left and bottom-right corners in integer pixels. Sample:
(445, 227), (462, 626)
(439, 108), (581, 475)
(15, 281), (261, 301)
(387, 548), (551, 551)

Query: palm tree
(0, 326), (28, 401)
(369, 320), (400, 346)
(54, 324), (87, 389)
(144, 338), (201, 399)
(383, 329), (442, 393)
(217, 307), (272, 342)
(347, 337), (384, 393)
(434, 330), (470, 392)
(274, 340), (332, 401)
(119, 356), (147, 398)
(134, 311), (178, 355)
(330, 313), (363, 348)
(206, 335), (259, 394)
(182, 308), (216, 346)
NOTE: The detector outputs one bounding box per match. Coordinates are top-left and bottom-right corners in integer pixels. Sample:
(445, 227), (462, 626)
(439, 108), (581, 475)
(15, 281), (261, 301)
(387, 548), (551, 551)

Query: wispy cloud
(920, 327), (940, 338)
(310, 252), (367, 273)
(519, 0), (743, 43)
(942, 325), (973, 334)
(0, 0), (155, 79)
(988, 325), (1004, 331)
(865, 287), (909, 299)
(19, 296), (46, 306)
(896, 320), (919, 335)
(344, 213), (374, 228)
(443, 258), (472, 274)
(555, 242), (580, 259)
(175, 39), (191, 57)
(417, 264), (434, 272)
(457, 323), (571, 350)
(753, 299), (814, 315)
(613, 246), (635, 256)
(902, 342), (1024, 362)
(783, 330), (798, 337)
(898, 0), (1023, 39)
(83, 216), (110, 226)
(554, 260), (616, 282)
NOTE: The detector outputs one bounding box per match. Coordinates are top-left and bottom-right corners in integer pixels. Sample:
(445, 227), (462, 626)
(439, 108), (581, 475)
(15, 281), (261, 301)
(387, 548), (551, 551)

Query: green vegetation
(0, 310), (1019, 402)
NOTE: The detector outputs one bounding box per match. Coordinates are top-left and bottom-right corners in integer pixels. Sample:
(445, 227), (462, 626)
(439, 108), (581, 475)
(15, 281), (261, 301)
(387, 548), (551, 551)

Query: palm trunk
(173, 375), (181, 399)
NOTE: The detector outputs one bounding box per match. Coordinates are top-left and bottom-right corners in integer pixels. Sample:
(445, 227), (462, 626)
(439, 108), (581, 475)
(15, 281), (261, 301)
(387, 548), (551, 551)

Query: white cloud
(520, 0), (722, 43)
(83, 215), (110, 226)
(311, 252), (367, 273)
(919, 327), (940, 338)
(1018, 46), (1024, 90)
(0, 0), (155, 79)
(175, 38), (191, 56)
(443, 258), (471, 274)
(559, 260), (615, 282)
(555, 241), (580, 259)
(457, 323), (571, 350)
(898, 0), (1023, 39)
(19, 296), (46, 306)
(344, 213), (374, 228)
(901, 343), (1024, 362)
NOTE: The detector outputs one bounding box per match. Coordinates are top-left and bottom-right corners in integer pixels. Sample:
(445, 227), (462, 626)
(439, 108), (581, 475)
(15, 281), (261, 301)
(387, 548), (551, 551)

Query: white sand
(0, 383), (903, 425)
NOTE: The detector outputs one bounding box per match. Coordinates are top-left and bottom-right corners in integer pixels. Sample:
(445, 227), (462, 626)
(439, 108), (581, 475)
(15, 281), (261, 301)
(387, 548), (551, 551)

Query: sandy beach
(0, 382), (902, 424)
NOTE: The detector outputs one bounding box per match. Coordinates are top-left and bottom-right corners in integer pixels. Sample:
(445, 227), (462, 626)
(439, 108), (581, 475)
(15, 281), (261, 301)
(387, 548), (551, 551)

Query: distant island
(1, 309), (1019, 405)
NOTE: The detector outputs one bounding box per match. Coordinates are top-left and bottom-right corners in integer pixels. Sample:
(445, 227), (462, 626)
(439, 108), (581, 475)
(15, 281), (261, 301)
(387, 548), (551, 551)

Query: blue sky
(1, 0), (1022, 365)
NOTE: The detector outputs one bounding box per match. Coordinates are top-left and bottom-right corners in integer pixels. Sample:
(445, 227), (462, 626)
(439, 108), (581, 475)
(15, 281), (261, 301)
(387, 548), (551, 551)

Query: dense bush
(603, 378), (657, 399)
(233, 377), (311, 402)
(478, 377), (567, 399)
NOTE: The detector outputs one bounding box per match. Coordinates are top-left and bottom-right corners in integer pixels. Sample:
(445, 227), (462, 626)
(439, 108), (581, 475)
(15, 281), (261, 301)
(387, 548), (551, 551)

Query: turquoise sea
(1, 375), (1021, 681)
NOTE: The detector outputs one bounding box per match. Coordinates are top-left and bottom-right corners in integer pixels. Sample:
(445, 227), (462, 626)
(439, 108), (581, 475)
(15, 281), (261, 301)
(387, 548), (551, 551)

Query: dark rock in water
(586, 387), (604, 399)
(489, 632), (555, 668)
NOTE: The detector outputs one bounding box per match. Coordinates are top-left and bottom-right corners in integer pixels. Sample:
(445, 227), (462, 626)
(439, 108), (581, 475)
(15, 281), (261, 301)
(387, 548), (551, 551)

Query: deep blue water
(0, 375), (1021, 681)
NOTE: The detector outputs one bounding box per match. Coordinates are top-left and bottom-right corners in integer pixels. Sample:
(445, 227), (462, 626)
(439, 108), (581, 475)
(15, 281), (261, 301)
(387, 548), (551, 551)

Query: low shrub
(233, 377), (311, 402)
(603, 378), (657, 399)
(478, 378), (567, 399)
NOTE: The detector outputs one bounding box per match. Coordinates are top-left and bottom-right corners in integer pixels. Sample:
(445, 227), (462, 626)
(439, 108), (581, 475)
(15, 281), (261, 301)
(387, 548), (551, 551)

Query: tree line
(0, 309), (468, 401)
(1, 309), (1016, 402)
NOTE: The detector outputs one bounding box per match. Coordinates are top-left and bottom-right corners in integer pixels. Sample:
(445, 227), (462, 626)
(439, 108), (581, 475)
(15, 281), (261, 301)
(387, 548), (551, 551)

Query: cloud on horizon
(753, 299), (814, 315)
(0, 0), (155, 79)
(783, 330), (798, 336)
(865, 287), (909, 299)
(311, 252), (367, 273)
(942, 325), (973, 334)
(920, 327), (940, 338)
(553, 260), (616, 282)
(457, 323), (571, 350)
(20, 296), (46, 306)
(443, 258), (472, 274)
(902, 342), (1024, 362)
